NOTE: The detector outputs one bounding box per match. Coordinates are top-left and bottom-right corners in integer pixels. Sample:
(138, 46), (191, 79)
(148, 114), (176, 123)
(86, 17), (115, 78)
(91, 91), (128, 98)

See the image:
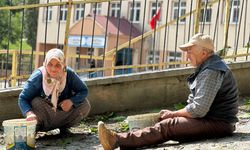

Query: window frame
(167, 51), (182, 68)
(59, 5), (68, 22)
(150, 1), (162, 22)
(92, 3), (102, 15)
(87, 48), (94, 64)
(172, 0), (186, 23)
(230, 0), (240, 24)
(148, 50), (160, 64)
(110, 2), (121, 18)
(199, 1), (212, 23)
(129, 1), (141, 23)
(74, 4), (85, 21)
(43, 6), (53, 22)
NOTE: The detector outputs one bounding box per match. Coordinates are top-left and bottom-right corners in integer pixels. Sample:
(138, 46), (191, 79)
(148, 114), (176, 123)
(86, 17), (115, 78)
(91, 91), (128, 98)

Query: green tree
(0, 0), (22, 49)
(24, 0), (39, 50)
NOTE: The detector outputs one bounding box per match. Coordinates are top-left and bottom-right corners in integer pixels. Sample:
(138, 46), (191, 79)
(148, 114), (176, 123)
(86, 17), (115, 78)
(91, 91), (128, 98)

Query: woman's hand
(59, 99), (73, 112)
(159, 109), (175, 120)
(26, 111), (37, 122)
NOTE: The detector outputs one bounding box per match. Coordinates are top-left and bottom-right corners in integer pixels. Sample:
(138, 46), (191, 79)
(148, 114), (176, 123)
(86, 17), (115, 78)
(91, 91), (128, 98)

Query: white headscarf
(39, 48), (67, 112)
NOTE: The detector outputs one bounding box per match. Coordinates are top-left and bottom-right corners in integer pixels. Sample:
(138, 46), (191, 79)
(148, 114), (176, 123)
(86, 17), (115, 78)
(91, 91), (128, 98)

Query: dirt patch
(1, 98), (250, 150)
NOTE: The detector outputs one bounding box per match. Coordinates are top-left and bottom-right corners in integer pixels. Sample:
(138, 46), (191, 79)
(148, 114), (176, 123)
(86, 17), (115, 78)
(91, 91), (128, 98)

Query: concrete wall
(1, 61), (250, 124)
(87, 68), (192, 114)
(0, 88), (24, 124)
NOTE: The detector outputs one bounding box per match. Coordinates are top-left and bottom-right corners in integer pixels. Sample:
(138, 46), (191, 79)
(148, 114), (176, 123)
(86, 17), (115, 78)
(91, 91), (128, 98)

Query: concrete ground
(1, 98), (250, 150)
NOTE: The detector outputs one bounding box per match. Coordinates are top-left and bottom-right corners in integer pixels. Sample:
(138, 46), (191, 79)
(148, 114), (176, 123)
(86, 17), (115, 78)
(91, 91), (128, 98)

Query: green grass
(244, 98), (250, 105)
(118, 121), (129, 132)
(9, 39), (32, 50)
(109, 116), (127, 122)
(173, 102), (185, 110)
(1, 39), (32, 50)
(238, 97), (250, 119)
(238, 112), (250, 119)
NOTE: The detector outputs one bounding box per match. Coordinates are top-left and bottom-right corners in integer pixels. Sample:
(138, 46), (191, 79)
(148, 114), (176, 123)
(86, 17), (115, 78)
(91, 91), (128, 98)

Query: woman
(18, 48), (91, 132)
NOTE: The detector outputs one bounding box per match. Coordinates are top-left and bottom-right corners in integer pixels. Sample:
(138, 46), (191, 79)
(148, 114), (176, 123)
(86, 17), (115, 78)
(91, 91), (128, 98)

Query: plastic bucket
(126, 113), (160, 131)
(2, 119), (37, 150)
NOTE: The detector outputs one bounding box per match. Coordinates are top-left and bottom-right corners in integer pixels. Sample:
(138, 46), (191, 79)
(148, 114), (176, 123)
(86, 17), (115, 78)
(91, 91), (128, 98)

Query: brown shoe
(98, 121), (118, 150)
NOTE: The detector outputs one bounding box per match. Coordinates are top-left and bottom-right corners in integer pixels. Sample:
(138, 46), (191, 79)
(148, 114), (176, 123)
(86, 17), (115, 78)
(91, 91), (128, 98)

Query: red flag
(150, 8), (161, 30)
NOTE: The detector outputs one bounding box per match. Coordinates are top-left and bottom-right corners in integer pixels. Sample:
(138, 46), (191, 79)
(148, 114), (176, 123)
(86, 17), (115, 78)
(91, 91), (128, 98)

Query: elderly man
(98, 33), (238, 150)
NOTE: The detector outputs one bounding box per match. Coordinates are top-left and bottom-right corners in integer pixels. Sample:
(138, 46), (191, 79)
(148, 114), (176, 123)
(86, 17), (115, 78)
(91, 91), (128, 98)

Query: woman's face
(46, 58), (63, 78)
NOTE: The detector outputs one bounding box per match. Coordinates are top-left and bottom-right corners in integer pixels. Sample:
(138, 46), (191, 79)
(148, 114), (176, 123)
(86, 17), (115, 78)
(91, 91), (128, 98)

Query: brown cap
(179, 33), (214, 52)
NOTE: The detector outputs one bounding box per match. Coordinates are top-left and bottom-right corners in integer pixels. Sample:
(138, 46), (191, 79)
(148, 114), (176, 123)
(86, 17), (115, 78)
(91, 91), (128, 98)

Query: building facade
(36, 0), (250, 76)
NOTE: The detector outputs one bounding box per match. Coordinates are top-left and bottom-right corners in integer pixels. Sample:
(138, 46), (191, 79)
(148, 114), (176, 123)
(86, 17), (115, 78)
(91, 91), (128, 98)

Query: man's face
(186, 45), (207, 67)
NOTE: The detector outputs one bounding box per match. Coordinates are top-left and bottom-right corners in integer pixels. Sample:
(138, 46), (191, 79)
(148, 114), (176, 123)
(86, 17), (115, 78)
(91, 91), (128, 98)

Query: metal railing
(0, 0), (249, 89)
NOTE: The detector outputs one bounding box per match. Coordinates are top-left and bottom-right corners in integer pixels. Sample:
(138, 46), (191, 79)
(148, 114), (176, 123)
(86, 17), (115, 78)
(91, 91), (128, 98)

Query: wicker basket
(127, 113), (160, 131)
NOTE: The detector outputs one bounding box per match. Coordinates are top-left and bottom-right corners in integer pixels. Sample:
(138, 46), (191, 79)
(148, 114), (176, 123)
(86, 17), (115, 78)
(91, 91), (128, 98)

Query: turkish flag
(150, 8), (161, 30)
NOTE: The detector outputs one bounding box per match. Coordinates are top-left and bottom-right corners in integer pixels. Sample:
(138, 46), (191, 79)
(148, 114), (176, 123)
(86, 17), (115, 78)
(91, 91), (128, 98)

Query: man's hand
(160, 108), (193, 120)
(59, 99), (73, 112)
(159, 109), (175, 120)
(26, 111), (37, 122)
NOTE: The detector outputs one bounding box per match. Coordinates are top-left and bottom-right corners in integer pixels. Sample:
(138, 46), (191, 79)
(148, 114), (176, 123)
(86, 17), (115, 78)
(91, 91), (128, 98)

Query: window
(115, 48), (133, 75)
(59, 5), (68, 21)
(148, 50), (160, 64)
(76, 47), (81, 68)
(150, 2), (162, 21)
(43, 6), (52, 22)
(200, 1), (212, 23)
(110, 2), (120, 17)
(147, 50), (160, 70)
(168, 51), (182, 68)
(74, 4), (84, 21)
(129, 2), (141, 23)
(173, 1), (186, 23)
(230, 0), (240, 23)
(87, 48), (94, 64)
(92, 3), (102, 15)
(57, 45), (63, 50)
(116, 48), (132, 66)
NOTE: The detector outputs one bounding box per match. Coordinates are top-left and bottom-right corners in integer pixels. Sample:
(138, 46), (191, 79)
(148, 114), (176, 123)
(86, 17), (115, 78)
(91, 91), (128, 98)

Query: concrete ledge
(1, 61), (250, 124)
(0, 88), (23, 123)
(86, 67), (195, 86)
